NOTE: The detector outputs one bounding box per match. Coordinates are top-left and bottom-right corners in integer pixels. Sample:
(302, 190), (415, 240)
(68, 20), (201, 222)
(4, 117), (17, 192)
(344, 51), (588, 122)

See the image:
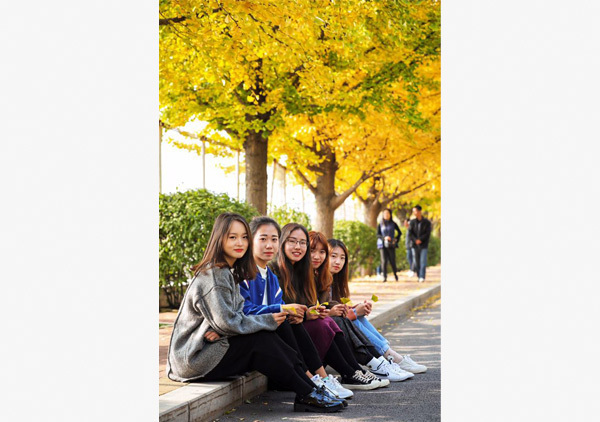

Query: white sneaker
(322, 375), (354, 399)
(386, 357), (414, 380)
(407, 270), (415, 277)
(398, 355), (427, 374)
(311, 374), (325, 388)
(367, 357), (406, 382)
(418, 278), (425, 283)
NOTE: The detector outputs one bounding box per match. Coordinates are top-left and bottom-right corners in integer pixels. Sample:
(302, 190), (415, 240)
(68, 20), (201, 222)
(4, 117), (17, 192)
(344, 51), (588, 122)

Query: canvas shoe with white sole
(362, 369), (390, 388)
(340, 370), (381, 390)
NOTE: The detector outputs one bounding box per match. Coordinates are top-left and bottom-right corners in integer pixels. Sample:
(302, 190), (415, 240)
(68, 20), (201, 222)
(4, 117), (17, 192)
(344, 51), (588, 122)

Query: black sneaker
(340, 370), (380, 391)
(294, 387), (344, 413)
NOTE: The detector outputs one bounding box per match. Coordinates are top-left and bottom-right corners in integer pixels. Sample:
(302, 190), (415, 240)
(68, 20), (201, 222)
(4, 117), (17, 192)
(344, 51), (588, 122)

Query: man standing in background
(408, 205), (432, 283)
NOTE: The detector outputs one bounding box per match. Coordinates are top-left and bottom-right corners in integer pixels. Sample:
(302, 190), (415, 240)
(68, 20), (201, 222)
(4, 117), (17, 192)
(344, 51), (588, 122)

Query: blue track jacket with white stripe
(239, 266), (284, 315)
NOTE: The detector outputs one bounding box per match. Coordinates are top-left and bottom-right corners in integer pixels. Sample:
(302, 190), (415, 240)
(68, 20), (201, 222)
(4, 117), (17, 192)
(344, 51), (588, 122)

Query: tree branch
(159, 16), (187, 25)
(294, 169), (317, 195)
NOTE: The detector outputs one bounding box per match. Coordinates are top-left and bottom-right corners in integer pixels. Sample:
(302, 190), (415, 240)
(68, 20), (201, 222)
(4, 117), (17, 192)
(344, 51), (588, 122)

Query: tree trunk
(313, 148), (338, 238)
(363, 200), (383, 228)
(244, 131), (268, 214)
(314, 195), (336, 238)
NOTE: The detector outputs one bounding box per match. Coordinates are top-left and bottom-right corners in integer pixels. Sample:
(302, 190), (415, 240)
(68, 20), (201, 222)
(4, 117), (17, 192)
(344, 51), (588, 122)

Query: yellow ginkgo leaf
(340, 297), (354, 306)
(282, 305), (297, 314)
(371, 294), (379, 302)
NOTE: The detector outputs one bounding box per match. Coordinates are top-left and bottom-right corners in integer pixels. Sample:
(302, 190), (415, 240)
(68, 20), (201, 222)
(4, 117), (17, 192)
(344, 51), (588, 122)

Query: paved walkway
(214, 297), (442, 421)
(159, 265), (441, 394)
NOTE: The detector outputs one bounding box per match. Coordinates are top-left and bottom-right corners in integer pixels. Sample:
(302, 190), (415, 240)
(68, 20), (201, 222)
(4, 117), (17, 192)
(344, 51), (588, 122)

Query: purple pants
(302, 317), (342, 361)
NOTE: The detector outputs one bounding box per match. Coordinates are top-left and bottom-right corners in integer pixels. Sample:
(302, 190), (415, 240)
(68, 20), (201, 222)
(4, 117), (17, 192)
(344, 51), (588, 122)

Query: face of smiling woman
(329, 246), (346, 274)
(284, 228), (308, 264)
(222, 220), (249, 266)
(310, 241), (327, 270)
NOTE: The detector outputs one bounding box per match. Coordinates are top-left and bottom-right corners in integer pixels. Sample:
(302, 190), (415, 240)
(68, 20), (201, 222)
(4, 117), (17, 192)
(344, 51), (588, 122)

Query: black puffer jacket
(408, 218), (432, 248)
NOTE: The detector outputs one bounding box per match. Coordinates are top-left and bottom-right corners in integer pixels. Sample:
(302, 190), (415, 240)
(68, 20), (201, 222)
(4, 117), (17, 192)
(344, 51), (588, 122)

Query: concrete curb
(159, 283), (441, 422)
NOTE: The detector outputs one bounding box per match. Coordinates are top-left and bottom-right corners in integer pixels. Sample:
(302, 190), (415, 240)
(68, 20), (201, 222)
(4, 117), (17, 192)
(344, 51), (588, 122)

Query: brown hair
(327, 238), (350, 301)
(191, 212), (257, 284)
(309, 231), (333, 298)
(272, 223), (317, 305)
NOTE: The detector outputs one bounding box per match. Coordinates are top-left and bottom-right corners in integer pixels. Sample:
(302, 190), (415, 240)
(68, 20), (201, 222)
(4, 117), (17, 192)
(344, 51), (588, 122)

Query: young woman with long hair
(328, 238), (427, 375)
(377, 208), (401, 282)
(310, 231), (409, 382)
(272, 223), (386, 391)
(166, 213), (344, 413)
(239, 216), (353, 401)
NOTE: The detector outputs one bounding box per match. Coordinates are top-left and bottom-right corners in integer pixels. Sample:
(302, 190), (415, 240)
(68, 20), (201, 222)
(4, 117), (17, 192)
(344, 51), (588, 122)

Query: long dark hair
(249, 216), (281, 237)
(327, 238), (350, 302)
(381, 208), (393, 224)
(309, 230), (333, 297)
(272, 223), (317, 305)
(191, 212), (257, 284)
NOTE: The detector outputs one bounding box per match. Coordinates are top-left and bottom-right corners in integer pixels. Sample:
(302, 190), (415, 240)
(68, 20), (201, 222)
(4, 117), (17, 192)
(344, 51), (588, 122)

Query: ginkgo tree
(270, 103), (438, 237)
(159, 0), (441, 214)
(356, 56), (441, 228)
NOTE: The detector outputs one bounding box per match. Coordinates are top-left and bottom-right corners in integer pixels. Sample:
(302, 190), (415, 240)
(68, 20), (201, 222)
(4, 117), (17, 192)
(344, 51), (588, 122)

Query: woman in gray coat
(166, 212), (344, 413)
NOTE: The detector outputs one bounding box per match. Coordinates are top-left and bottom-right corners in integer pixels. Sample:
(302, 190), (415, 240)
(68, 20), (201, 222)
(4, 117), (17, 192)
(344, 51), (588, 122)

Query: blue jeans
(352, 316), (389, 355)
(406, 245), (413, 271)
(411, 246), (428, 279)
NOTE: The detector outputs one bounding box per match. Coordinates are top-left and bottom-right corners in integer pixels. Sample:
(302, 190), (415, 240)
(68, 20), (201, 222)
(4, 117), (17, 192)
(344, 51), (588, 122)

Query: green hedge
(333, 220), (379, 277)
(159, 189), (259, 307)
(269, 205), (312, 230)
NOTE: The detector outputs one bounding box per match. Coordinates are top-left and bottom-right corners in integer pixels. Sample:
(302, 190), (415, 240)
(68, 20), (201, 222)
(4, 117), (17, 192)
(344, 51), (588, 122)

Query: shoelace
(361, 370), (379, 381)
(353, 370), (373, 383)
(333, 376), (352, 393)
(328, 376), (343, 390)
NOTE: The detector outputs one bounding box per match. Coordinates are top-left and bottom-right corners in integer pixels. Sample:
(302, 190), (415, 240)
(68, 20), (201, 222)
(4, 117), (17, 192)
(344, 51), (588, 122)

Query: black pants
(276, 320), (323, 373)
(323, 332), (364, 377)
(380, 247), (398, 280)
(202, 331), (314, 396)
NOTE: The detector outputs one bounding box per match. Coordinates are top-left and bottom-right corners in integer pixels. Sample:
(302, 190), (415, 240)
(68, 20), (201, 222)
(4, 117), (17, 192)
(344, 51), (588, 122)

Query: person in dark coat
(376, 208), (401, 282)
(408, 205), (432, 282)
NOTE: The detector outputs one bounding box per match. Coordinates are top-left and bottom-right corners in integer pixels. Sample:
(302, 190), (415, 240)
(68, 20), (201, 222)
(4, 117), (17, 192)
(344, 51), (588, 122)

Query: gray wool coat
(166, 266), (279, 382)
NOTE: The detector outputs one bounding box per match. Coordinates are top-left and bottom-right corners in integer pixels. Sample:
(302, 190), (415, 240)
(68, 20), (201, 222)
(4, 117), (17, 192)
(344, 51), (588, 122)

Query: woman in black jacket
(376, 208), (401, 282)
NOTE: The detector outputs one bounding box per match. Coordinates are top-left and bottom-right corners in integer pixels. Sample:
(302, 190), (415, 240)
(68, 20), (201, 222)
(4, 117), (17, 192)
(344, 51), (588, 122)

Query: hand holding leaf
(340, 297), (354, 307)
(282, 304), (297, 314)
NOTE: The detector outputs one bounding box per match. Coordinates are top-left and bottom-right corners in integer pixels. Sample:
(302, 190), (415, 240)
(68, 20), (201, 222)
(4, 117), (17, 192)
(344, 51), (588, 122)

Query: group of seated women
(166, 212), (426, 413)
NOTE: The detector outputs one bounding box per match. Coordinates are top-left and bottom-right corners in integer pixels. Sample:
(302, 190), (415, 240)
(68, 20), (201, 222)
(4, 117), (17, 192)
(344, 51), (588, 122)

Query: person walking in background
(404, 219), (415, 278)
(376, 208), (401, 282)
(408, 205), (432, 283)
